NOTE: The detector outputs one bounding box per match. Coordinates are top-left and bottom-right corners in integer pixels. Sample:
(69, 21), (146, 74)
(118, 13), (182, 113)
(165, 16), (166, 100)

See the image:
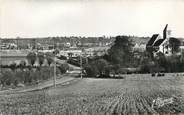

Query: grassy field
(0, 50), (28, 65)
(0, 74), (184, 115)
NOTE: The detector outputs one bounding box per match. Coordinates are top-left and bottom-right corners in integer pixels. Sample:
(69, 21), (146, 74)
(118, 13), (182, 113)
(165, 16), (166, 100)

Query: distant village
(1, 25), (184, 66)
(0, 36), (113, 58)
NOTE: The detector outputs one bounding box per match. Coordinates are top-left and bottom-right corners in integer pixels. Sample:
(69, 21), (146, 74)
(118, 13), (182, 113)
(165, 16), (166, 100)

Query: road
(0, 70), (81, 95)
(0, 59), (82, 95)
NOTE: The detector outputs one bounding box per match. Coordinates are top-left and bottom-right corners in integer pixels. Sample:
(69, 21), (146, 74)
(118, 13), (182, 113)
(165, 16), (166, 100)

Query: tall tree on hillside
(107, 36), (134, 67)
(26, 52), (37, 66)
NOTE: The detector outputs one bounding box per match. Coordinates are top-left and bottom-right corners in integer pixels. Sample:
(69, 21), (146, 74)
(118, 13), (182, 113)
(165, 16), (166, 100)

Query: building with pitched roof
(146, 24), (172, 56)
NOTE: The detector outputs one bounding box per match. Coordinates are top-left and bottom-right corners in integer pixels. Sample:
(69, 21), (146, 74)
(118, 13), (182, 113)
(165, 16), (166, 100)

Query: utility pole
(53, 56), (56, 87)
(86, 56), (88, 65)
(80, 55), (83, 79)
(53, 39), (56, 87)
(16, 38), (18, 50)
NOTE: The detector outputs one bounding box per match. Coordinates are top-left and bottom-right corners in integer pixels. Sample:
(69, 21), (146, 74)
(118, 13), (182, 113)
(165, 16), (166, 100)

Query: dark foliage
(57, 63), (69, 74)
(84, 59), (109, 77)
(105, 36), (134, 67)
(0, 65), (69, 87)
(45, 52), (54, 66)
(37, 53), (45, 66)
(169, 37), (181, 53)
(26, 52), (37, 66)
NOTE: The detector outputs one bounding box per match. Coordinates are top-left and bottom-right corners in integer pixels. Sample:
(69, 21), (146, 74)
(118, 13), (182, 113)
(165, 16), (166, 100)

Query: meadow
(0, 73), (184, 115)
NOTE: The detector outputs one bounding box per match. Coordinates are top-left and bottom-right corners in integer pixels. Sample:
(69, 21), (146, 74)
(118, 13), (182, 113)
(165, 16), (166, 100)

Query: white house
(58, 50), (82, 58)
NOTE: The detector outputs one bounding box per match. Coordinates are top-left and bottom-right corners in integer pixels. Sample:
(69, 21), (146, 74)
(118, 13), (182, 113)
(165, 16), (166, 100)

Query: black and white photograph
(0, 0), (184, 114)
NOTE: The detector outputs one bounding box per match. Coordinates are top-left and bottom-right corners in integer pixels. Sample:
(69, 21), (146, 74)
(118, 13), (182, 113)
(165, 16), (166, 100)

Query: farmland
(0, 50), (28, 66)
(0, 74), (184, 115)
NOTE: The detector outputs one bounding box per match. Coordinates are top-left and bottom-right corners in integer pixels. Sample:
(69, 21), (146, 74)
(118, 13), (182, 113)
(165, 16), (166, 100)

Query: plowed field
(0, 74), (184, 115)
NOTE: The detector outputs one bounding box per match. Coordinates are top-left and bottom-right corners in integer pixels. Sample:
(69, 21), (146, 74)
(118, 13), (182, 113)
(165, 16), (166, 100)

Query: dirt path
(0, 70), (81, 95)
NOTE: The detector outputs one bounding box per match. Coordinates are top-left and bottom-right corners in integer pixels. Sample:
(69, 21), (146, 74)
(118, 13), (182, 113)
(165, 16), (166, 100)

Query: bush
(0, 67), (55, 88)
(57, 63), (69, 74)
(58, 55), (67, 60)
(151, 73), (156, 77)
(19, 60), (26, 68)
(84, 59), (110, 77)
(27, 52), (37, 66)
(9, 62), (17, 71)
(37, 53), (45, 66)
(84, 64), (99, 77)
(1, 70), (14, 86)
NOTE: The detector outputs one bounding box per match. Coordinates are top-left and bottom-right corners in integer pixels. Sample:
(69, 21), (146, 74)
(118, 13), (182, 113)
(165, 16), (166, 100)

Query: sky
(1, 0), (184, 38)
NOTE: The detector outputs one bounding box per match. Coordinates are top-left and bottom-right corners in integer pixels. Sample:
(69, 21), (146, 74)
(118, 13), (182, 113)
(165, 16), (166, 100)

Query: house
(83, 46), (110, 57)
(133, 43), (146, 52)
(58, 49), (82, 58)
(146, 24), (172, 56)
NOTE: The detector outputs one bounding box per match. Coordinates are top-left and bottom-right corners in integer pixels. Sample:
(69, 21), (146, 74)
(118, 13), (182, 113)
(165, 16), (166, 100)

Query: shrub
(0, 67), (58, 88)
(19, 60), (26, 68)
(27, 52), (37, 66)
(1, 70), (14, 86)
(84, 64), (99, 77)
(37, 53), (45, 66)
(40, 67), (53, 80)
(57, 63), (69, 74)
(84, 59), (110, 77)
(9, 62), (17, 71)
(151, 73), (156, 77)
(45, 52), (54, 66)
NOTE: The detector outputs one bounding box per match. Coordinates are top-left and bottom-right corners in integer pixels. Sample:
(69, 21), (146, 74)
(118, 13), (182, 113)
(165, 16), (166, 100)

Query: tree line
(0, 52), (69, 88)
(83, 36), (184, 77)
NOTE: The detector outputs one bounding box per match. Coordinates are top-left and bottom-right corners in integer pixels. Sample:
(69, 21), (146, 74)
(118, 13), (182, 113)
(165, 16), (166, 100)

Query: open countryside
(0, 73), (184, 115)
(2, 0), (184, 114)
(1, 25), (184, 114)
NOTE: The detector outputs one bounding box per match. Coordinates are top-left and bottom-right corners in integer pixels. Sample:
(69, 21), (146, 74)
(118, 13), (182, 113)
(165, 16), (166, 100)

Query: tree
(68, 52), (74, 58)
(84, 59), (109, 77)
(19, 60), (26, 67)
(45, 52), (54, 66)
(84, 64), (99, 77)
(9, 62), (17, 71)
(110, 64), (120, 77)
(93, 59), (108, 76)
(150, 52), (167, 72)
(139, 51), (156, 73)
(169, 37), (181, 53)
(1, 70), (14, 86)
(53, 49), (60, 55)
(179, 51), (184, 71)
(37, 53), (45, 66)
(107, 36), (134, 67)
(26, 52), (37, 66)
(57, 63), (69, 74)
(167, 54), (181, 72)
